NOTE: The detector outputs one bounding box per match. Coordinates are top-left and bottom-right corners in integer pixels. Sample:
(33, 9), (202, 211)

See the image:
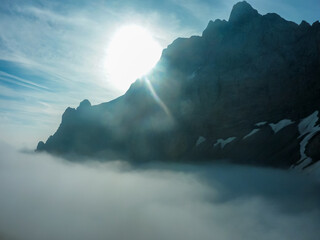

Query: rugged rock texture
(37, 1), (320, 169)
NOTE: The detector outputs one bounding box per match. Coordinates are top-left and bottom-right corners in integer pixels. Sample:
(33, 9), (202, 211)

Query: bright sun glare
(106, 25), (162, 91)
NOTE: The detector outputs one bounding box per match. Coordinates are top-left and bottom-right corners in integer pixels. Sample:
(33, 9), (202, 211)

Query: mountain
(37, 1), (320, 169)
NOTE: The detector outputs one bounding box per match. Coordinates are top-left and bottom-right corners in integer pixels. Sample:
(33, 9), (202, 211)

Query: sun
(105, 25), (162, 91)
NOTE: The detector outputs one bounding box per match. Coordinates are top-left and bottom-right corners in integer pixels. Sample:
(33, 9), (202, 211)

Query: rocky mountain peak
(36, 2), (320, 170)
(77, 99), (91, 110)
(229, 1), (260, 23)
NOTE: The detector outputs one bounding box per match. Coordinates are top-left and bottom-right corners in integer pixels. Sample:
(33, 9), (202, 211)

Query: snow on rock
(269, 119), (294, 133)
(196, 136), (206, 146)
(295, 111), (320, 169)
(214, 137), (236, 149)
(298, 111), (319, 137)
(255, 121), (267, 127)
(243, 129), (260, 140)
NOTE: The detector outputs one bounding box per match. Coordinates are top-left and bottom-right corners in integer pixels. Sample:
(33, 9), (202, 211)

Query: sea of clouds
(0, 141), (320, 240)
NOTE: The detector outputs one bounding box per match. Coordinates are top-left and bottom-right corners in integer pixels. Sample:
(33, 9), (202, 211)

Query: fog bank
(0, 142), (320, 240)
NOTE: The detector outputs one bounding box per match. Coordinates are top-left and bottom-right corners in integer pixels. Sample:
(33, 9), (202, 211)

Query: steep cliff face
(37, 1), (320, 169)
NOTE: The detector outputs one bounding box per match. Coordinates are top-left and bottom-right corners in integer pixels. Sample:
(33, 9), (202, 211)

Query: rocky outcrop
(37, 1), (320, 169)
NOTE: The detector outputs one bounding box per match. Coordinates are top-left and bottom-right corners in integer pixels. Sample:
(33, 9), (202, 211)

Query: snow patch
(214, 137), (236, 149)
(196, 136), (206, 146)
(243, 129), (260, 140)
(269, 119), (294, 133)
(255, 121), (267, 127)
(295, 111), (320, 170)
(298, 111), (319, 137)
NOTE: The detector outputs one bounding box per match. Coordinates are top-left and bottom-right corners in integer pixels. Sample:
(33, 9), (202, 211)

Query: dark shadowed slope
(37, 1), (320, 169)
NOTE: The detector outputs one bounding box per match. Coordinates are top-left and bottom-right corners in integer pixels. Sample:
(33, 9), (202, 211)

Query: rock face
(37, 1), (320, 169)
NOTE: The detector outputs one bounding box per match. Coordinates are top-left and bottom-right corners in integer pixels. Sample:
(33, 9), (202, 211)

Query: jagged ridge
(37, 1), (320, 169)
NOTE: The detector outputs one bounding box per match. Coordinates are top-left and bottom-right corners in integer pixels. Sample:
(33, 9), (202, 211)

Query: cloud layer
(0, 142), (320, 240)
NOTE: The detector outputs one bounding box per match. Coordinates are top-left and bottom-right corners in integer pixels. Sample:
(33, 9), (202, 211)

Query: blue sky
(0, 0), (319, 148)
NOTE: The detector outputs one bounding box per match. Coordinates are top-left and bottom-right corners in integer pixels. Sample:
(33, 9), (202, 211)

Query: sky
(0, 0), (319, 148)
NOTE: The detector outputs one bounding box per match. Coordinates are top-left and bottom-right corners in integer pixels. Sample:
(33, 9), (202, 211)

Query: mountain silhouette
(37, 1), (320, 169)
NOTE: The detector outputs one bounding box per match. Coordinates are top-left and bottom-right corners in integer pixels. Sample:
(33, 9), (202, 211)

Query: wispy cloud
(0, 71), (49, 90)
